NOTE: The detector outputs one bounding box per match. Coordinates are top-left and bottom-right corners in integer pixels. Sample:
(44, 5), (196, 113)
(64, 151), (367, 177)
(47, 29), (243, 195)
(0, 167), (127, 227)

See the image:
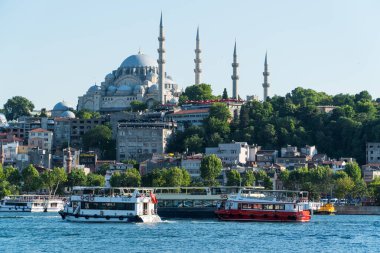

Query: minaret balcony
(157, 49), (166, 53)
(231, 75), (239, 80)
(232, 63), (239, 67)
(195, 49), (202, 53)
(158, 37), (166, 41)
(194, 59), (202, 63)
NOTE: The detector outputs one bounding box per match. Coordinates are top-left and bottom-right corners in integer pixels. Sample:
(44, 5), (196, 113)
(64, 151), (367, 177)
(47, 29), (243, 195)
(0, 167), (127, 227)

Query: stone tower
(263, 52), (270, 102)
(194, 27), (202, 85)
(157, 13), (166, 104)
(66, 147), (72, 174)
(231, 41), (239, 99)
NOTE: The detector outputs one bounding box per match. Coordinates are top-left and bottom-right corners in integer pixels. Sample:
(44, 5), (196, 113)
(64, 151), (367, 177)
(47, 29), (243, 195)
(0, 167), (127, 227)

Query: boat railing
(4, 195), (65, 202)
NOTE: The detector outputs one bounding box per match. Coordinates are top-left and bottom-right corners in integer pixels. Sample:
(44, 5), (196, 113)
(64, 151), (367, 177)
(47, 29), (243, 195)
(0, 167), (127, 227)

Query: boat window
(263, 204), (274, 210)
(274, 204), (285, 210)
(81, 202), (135, 210)
(252, 204), (262, 209)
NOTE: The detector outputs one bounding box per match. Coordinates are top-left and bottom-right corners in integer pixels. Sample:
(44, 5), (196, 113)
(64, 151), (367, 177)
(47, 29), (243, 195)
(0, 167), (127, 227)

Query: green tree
(222, 88), (228, 99)
(110, 169), (141, 187)
(41, 167), (67, 196)
(67, 168), (87, 188)
(242, 170), (255, 186)
(76, 110), (101, 119)
(0, 181), (18, 199)
(96, 164), (110, 176)
(200, 154), (222, 186)
(151, 169), (167, 187)
(87, 173), (105, 187)
(184, 134), (204, 153)
(227, 170), (241, 186)
(22, 165), (41, 193)
(334, 176), (355, 199)
(164, 167), (191, 187)
(82, 125), (115, 159)
(179, 83), (215, 102)
(130, 101), (147, 112)
(344, 162), (362, 182)
(3, 96), (34, 120)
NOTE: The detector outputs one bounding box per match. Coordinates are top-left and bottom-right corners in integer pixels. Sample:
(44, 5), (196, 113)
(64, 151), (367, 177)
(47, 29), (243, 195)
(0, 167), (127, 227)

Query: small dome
(169, 97), (178, 104)
(134, 85), (145, 94)
(87, 85), (101, 94)
(105, 73), (114, 81)
(120, 53), (158, 68)
(60, 111), (76, 119)
(148, 84), (158, 93)
(108, 85), (117, 91)
(165, 77), (175, 85)
(53, 101), (72, 111)
(116, 85), (133, 95)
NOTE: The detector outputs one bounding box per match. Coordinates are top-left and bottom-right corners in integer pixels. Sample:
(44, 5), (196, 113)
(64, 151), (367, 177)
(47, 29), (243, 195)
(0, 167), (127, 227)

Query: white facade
(28, 128), (53, 153)
(181, 154), (203, 178)
(1, 142), (19, 163)
(206, 142), (249, 165)
(300, 145), (317, 157)
(366, 142), (380, 164)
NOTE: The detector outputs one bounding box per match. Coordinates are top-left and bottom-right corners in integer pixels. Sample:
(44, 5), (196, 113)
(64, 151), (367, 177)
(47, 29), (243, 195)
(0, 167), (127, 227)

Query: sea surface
(0, 213), (379, 253)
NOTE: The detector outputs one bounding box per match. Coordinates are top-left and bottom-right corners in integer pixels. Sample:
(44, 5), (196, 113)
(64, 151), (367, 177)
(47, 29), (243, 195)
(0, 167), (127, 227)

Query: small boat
(59, 187), (161, 223)
(0, 195), (65, 212)
(315, 203), (336, 215)
(215, 188), (311, 222)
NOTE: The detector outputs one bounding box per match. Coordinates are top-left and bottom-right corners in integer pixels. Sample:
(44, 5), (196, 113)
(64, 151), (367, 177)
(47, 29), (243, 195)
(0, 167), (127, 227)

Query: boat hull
(215, 210), (311, 222)
(59, 211), (161, 223)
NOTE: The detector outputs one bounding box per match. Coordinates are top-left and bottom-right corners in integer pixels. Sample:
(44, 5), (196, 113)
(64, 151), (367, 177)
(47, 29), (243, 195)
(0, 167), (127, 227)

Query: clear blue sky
(1, 0), (380, 110)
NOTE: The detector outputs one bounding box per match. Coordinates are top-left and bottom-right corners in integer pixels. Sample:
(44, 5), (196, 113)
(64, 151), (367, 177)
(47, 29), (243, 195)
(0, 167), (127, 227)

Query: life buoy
(94, 214), (98, 218)
(105, 216), (110, 220)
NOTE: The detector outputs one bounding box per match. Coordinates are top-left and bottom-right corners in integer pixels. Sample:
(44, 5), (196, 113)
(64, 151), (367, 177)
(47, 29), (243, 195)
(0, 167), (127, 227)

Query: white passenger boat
(59, 187), (161, 223)
(0, 195), (65, 212)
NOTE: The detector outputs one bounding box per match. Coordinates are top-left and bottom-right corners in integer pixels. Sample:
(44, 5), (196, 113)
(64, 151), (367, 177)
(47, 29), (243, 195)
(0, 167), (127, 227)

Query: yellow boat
(315, 203), (336, 215)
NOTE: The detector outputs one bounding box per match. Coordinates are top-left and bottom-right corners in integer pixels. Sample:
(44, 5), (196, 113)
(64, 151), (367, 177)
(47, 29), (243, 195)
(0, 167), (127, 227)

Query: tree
(209, 103), (231, 122)
(184, 134), (204, 153)
(334, 177), (355, 199)
(242, 170), (255, 186)
(344, 162), (362, 182)
(222, 88), (228, 99)
(227, 170), (241, 186)
(200, 154), (222, 186)
(179, 83), (215, 102)
(22, 165), (41, 193)
(164, 167), (191, 187)
(82, 125), (115, 159)
(87, 173), (105, 187)
(3, 96), (34, 120)
(96, 164), (110, 176)
(76, 110), (101, 119)
(130, 101), (147, 112)
(41, 168), (67, 196)
(67, 168), (87, 188)
(110, 169), (141, 187)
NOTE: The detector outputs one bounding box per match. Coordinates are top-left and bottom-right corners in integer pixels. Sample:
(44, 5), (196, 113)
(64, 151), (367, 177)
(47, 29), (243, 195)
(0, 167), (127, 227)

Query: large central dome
(120, 53), (158, 68)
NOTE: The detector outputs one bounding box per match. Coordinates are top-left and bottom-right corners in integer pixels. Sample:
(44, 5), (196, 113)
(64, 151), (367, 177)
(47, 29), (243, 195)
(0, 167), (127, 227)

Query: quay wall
(336, 206), (380, 215)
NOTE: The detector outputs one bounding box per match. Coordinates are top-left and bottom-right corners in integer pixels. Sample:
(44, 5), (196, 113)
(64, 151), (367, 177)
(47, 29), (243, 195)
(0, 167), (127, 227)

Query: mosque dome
(148, 84), (158, 93)
(116, 85), (133, 95)
(165, 77), (175, 85)
(120, 53), (158, 68)
(107, 85), (117, 92)
(87, 84), (101, 94)
(53, 101), (72, 111)
(134, 85), (145, 95)
(169, 97), (178, 104)
(60, 111), (76, 119)
(105, 73), (114, 81)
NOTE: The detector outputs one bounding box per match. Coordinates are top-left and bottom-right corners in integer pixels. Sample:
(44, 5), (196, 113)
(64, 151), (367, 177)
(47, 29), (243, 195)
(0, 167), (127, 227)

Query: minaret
(66, 147), (72, 174)
(194, 27), (202, 85)
(263, 52), (270, 102)
(231, 41), (239, 99)
(157, 13), (166, 104)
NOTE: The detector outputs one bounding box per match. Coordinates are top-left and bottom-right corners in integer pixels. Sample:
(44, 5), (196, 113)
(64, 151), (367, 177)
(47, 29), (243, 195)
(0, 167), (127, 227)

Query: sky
(1, 0), (380, 110)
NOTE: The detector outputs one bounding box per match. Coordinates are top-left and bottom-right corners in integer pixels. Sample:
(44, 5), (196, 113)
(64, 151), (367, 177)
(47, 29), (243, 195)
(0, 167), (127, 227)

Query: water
(0, 213), (379, 253)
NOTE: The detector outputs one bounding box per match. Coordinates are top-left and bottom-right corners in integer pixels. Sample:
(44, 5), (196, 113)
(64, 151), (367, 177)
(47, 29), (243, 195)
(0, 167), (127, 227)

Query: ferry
(59, 187), (161, 223)
(0, 195), (65, 212)
(215, 188), (311, 222)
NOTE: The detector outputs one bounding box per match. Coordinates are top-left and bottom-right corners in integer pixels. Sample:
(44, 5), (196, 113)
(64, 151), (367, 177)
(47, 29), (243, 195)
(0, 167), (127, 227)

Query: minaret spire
(263, 51), (270, 102)
(231, 40), (239, 99)
(194, 26), (202, 85)
(157, 12), (166, 104)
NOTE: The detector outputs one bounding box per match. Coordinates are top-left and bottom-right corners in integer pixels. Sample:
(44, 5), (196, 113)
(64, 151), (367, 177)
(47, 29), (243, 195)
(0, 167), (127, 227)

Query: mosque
(77, 15), (181, 113)
(77, 14), (271, 113)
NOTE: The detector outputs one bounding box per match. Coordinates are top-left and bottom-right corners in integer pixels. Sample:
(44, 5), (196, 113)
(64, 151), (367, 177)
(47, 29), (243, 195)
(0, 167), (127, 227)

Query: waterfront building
(116, 121), (176, 162)
(255, 150), (278, 167)
(366, 142), (380, 164)
(165, 108), (209, 131)
(206, 142), (249, 166)
(181, 153), (203, 178)
(77, 15), (180, 113)
(28, 128), (53, 153)
(362, 164), (380, 183)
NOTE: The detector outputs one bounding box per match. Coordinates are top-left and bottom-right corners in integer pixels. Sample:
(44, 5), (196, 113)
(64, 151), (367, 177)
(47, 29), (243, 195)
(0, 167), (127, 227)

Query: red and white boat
(215, 188), (311, 222)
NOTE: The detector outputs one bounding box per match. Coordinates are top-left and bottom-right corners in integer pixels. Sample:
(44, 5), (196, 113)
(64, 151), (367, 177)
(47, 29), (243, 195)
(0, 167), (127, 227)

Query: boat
(315, 203), (336, 215)
(0, 195), (65, 212)
(59, 187), (161, 223)
(215, 188), (311, 222)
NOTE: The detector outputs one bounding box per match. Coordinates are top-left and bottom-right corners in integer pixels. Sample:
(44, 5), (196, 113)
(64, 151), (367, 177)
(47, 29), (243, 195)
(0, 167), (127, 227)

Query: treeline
(0, 164), (105, 198)
(168, 86), (380, 165)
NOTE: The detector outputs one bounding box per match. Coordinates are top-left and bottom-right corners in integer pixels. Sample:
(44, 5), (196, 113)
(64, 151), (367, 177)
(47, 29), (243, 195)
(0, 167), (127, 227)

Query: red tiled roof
(171, 109), (209, 115)
(30, 128), (50, 132)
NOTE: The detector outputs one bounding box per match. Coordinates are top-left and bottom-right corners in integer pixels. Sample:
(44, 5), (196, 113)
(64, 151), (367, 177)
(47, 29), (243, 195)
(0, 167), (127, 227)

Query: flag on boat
(150, 192), (158, 204)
